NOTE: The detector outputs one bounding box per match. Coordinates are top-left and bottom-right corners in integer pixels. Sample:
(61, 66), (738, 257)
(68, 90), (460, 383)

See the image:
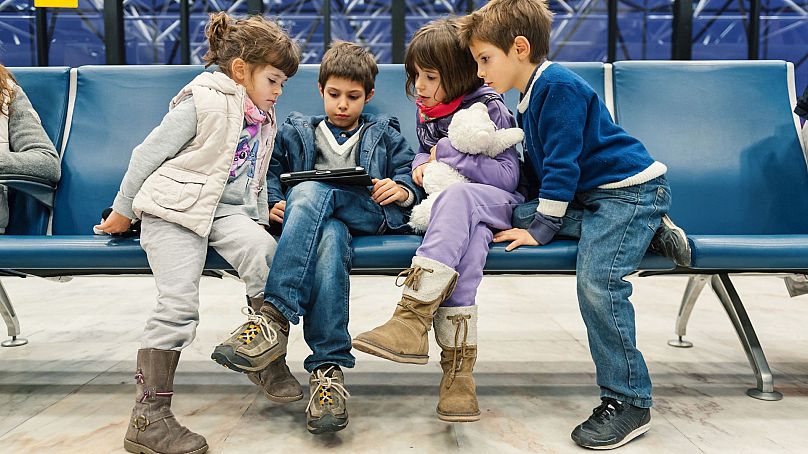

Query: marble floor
(0, 273), (807, 453)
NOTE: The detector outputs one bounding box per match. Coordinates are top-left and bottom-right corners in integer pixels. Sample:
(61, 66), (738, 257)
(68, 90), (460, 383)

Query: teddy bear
(408, 102), (525, 233)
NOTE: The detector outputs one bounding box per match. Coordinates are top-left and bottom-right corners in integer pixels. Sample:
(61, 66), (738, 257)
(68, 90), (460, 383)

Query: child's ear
(513, 36), (531, 61)
(230, 58), (247, 84)
(364, 88), (375, 104)
(318, 83), (324, 98)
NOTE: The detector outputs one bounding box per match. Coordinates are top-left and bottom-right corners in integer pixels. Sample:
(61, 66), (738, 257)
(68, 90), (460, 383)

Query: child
(210, 41), (420, 434)
(94, 12), (299, 454)
(460, 0), (689, 448)
(353, 18), (522, 423)
(0, 64), (61, 233)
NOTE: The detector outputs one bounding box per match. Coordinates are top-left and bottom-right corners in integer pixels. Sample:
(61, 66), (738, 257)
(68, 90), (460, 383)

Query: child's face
(469, 39), (521, 94)
(244, 64), (288, 112)
(413, 64), (448, 107)
(319, 77), (374, 131)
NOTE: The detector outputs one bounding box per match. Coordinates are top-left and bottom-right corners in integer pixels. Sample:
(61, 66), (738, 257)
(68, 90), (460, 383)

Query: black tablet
(279, 166), (373, 186)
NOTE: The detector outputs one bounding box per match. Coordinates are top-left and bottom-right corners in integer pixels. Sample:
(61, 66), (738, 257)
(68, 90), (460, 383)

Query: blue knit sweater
(517, 62), (665, 219)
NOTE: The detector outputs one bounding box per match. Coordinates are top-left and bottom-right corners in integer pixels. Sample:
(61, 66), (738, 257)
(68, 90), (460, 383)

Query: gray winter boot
(124, 348), (208, 454)
(434, 306), (481, 422)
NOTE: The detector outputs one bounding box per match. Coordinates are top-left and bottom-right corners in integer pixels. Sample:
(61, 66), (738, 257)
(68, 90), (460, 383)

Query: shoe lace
(305, 366), (351, 414)
(591, 397), (623, 423)
(445, 313), (471, 388)
(395, 265), (433, 291)
(233, 306), (277, 345)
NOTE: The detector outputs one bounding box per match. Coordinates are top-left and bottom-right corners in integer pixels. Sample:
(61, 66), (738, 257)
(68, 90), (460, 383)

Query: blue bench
(0, 62), (804, 401)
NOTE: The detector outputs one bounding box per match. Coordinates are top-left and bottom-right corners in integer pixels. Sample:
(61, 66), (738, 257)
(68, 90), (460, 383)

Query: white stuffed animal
(408, 102), (525, 233)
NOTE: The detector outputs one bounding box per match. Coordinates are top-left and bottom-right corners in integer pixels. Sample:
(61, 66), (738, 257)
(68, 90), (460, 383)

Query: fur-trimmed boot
(353, 256), (458, 364)
(434, 306), (480, 422)
(124, 349), (208, 454)
(243, 296), (303, 402)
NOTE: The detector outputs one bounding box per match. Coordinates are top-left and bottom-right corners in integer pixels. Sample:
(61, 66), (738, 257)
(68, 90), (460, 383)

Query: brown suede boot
(124, 349), (208, 454)
(243, 296), (303, 403)
(353, 256), (458, 364)
(434, 306), (481, 422)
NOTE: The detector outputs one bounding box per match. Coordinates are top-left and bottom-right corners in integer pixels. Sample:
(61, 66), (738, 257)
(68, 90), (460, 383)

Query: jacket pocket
(151, 166), (207, 211)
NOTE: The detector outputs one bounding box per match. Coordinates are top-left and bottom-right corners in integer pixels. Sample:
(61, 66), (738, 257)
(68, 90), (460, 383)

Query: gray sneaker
(306, 365), (350, 434)
(211, 305), (288, 373)
(648, 214), (692, 267)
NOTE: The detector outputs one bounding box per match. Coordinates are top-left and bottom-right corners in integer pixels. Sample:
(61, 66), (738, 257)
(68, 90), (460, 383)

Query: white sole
(586, 423), (650, 450)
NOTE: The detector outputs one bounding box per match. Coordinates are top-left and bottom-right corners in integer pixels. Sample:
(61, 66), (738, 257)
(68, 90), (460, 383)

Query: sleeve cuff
(395, 186), (415, 208)
(527, 212), (562, 245)
(537, 198), (569, 218)
(112, 192), (137, 220)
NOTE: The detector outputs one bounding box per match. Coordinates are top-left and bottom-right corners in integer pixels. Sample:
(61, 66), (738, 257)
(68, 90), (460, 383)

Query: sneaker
(211, 305), (288, 373)
(571, 397), (650, 450)
(306, 365), (350, 434)
(648, 214), (691, 267)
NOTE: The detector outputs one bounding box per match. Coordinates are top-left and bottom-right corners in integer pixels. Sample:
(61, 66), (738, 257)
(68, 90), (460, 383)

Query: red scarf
(416, 95), (465, 123)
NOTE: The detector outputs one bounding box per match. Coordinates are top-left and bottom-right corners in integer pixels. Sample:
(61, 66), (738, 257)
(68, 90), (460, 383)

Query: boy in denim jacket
(212, 41), (420, 434)
(460, 0), (690, 449)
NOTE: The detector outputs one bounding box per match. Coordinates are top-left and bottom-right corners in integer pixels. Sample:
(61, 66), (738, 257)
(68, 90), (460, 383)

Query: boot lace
(445, 314), (471, 388)
(134, 369), (174, 403)
(233, 306), (278, 345)
(305, 366), (351, 414)
(395, 265), (433, 291)
(591, 397), (623, 424)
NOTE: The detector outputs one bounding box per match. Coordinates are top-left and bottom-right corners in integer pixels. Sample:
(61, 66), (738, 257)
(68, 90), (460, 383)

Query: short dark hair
(319, 41), (379, 95)
(404, 18), (482, 101)
(459, 0), (554, 64)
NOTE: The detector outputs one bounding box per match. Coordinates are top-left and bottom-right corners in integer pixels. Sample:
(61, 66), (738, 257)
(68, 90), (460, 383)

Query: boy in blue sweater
(461, 0), (689, 449)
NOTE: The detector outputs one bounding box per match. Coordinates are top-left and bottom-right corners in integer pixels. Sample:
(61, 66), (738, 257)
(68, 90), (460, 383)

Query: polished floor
(0, 273), (806, 453)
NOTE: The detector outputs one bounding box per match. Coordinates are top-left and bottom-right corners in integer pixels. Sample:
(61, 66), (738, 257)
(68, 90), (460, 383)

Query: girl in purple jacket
(353, 18), (523, 423)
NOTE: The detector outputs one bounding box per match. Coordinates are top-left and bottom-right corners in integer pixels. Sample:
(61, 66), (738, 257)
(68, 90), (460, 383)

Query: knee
(433, 184), (475, 211)
(287, 181), (332, 208)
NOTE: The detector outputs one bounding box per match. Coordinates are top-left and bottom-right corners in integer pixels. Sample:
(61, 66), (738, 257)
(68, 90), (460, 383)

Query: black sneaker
(571, 397), (650, 450)
(648, 214), (691, 267)
(306, 365), (349, 434)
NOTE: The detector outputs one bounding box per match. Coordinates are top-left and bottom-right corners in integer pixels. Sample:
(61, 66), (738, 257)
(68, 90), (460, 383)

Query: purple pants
(416, 183), (524, 307)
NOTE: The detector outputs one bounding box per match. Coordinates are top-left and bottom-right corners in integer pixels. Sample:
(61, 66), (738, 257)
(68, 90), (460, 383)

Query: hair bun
(203, 12), (230, 65)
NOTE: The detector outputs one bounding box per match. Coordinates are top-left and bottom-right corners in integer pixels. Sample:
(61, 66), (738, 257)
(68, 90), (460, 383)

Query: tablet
(279, 166), (373, 186)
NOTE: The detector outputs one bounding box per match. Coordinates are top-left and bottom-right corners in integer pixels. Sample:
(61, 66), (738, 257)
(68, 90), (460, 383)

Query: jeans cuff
(600, 389), (653, 409)
(305, 358), (355, 373)
(264, 297), (300, 325)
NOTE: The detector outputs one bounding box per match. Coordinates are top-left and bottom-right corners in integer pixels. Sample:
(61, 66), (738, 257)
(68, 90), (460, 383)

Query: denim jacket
(268, 112), (423, 232)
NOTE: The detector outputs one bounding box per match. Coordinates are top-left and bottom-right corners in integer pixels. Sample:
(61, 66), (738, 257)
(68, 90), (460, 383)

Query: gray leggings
(139, 213), (277, 350)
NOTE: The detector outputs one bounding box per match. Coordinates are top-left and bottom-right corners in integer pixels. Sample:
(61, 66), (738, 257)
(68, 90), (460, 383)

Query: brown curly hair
(0, 64), (17, 117)
(203, 12), (300, 78)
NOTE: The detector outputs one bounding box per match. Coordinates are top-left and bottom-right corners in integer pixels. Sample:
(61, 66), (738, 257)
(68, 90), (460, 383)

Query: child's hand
(371, 178), (408, 206)
(493, 228), (539, 251)
(269, 200), (286, 224)
(412, 164), (427, 187)
(428, 145), (437, 162)
(94, 210), (132, 234)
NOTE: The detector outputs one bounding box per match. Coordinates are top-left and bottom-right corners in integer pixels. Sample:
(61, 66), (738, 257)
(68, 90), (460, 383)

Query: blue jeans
(264, 181), (385, 372)
(513, 176), (671, 408)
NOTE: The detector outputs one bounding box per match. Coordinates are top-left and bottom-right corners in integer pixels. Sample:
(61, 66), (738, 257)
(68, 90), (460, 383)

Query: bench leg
(0, 279), (27, 347)
(668, 275), (709, 348)
(710, 273), (782, 401)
